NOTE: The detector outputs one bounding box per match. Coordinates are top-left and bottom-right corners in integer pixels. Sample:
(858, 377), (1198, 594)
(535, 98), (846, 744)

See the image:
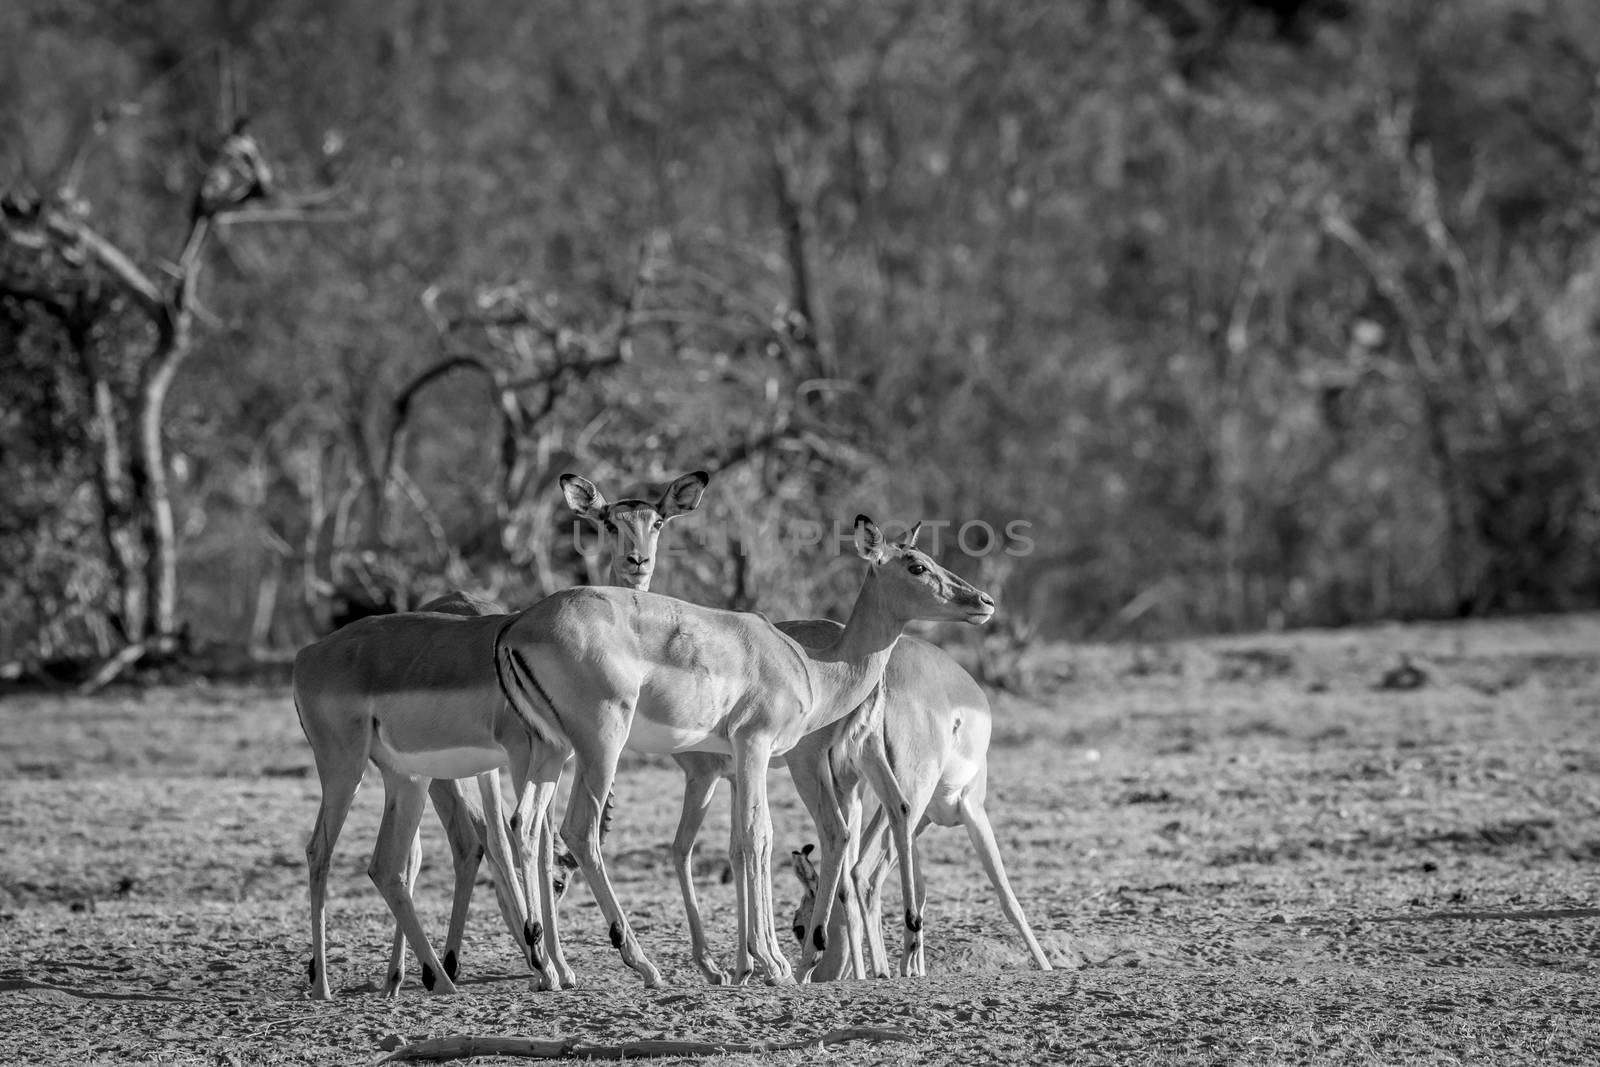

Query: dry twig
(379, 1026), (917, 1063)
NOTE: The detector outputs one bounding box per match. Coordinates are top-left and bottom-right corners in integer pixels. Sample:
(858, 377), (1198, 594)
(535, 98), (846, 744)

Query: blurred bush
(4, 0), (1600, 675)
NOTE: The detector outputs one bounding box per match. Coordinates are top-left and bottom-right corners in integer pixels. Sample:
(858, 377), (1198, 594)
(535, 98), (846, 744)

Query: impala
(380, 588), (518, 998)
(493, 516), (994, 986)
(663, 528), (1049, 983)
(784, 634), (1054, 978)
(292, 470), (707, 999)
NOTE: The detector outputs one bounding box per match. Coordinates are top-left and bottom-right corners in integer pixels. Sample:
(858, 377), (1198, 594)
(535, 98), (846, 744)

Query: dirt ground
(4, 614), (1600, 1065)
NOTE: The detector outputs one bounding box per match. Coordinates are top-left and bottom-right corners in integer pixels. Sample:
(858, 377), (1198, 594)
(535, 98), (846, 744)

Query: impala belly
(374, 737), (507, 778)
(364, 685), (507, 778)
(625, 712), (730, 755)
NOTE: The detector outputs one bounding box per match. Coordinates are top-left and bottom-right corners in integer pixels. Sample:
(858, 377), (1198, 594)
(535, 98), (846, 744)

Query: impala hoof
(697, 957), (733, 985)
(419, 963), (460, 996)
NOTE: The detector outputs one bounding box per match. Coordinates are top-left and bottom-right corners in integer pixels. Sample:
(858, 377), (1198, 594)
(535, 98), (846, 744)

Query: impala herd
(291, 470), (1053, 998)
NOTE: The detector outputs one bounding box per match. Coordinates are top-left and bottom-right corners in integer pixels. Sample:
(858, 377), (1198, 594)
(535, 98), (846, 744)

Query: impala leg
(493, 739), (549, 986)
(858, 740), (921, 979)
(381, 829), (425, 995)
(828, 787), (867, 981)
(806, 784), (868, 983)
(370, 770), (458, 995)
(888, 817), (919, 979)
(730, 737), (793, 985)
(537, 804), (577, 988)
(508, 785), (541, 962)
(304, 757), (363, 1001)
(785, 745), (858, 982)
(958, 782), (1052, 970)
(671, 753), (733, 984)
(428, 776), (489, 984)
(728, 772), (753, 984)
(561, 737), (663, 988)
(853, 806), (894, 979)
(522, 748), (574, 989)
(908, 820), (930, 976)
(782, 745), (830, 980)
(476, 769), (549, 988)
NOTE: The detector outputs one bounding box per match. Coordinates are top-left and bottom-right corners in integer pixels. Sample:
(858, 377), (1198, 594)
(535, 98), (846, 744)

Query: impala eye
(908, 563), (928, 576)
(653, 519), (664, 530)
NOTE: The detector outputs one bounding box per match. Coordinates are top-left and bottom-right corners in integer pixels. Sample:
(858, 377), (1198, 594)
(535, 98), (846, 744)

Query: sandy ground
(3, 614), (1600, 1064)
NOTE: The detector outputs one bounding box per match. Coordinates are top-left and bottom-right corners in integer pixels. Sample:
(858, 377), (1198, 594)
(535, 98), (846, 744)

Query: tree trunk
(131, 212), (205, 650)
(70, 319), (146, 643)
(770, 139), (834, 381)
(133, 322), (189, 648)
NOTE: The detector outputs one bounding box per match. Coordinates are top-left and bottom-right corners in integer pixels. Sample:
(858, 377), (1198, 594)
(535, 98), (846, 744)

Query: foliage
(4, 0), (1600, 672)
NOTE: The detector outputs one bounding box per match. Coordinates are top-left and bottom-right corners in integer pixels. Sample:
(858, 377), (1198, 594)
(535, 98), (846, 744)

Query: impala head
(563, 470), (710, 591)
(854, 515), (996, 625)
(790, 843), (819, 944)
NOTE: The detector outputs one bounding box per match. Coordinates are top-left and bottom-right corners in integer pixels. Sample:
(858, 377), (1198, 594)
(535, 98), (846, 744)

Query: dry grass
(3, 614), (1600, 1064)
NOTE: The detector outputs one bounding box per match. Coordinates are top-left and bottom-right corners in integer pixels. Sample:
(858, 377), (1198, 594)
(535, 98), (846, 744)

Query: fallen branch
(379, 1026), (917, 1063)
(76, 640), (149, 695)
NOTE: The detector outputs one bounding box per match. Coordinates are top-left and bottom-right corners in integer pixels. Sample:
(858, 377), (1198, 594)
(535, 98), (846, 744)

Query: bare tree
(1, 113), (337, 687)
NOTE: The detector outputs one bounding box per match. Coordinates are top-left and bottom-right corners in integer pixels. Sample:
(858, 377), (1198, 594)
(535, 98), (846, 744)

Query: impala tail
(494, 634), (569, 754)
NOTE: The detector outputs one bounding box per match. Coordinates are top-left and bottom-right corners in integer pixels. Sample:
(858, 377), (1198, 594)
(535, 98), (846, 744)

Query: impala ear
(791, 844), (819, 891)
(561, 473), (606, 522)
(659, 470), (709, 519)
(902, 521), (923, 549)
(854, 515), (887, 563)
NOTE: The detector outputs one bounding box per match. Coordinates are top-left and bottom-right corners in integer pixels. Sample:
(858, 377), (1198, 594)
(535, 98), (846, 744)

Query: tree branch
(214, 207), (358, 226)
(380, 1026), (916, 1063)
(40, 210), (168, 319)
(76, 639), (152, 695)
(380, 354), (500, 509)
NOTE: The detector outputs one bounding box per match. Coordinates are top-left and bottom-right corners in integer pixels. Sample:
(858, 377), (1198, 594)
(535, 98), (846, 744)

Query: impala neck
(608, 562), (646, 593)
(803, 567), (906, 725)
